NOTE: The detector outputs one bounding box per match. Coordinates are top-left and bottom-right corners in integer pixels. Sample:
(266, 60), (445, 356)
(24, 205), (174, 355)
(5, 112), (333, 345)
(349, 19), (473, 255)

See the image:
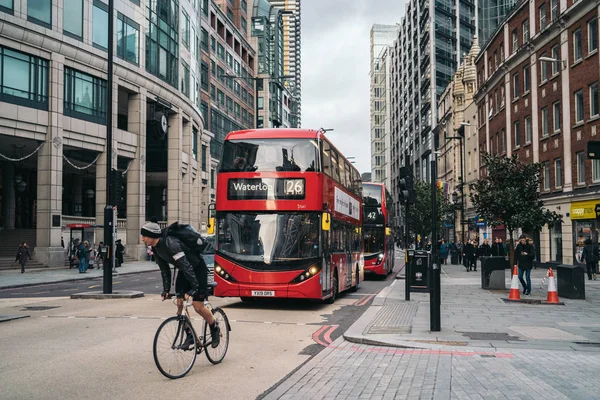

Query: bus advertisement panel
(363, 183), (395, 276)
(211, 129), (363, 302)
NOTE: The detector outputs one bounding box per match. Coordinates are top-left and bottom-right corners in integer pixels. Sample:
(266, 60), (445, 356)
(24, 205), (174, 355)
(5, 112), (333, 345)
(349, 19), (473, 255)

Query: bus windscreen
(219, 139), (319, 173)
(217, 212), (320, 270)
(363, 228), (385, 255)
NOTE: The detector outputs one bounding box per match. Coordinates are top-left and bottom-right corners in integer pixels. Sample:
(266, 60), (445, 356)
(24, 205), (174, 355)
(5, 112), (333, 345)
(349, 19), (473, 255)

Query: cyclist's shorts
(175, 262), (208, 302)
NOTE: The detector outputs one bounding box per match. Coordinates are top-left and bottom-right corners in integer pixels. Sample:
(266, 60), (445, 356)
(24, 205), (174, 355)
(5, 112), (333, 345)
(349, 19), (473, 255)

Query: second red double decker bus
(362, 183), (395, 276)
(208, 128), (364, 302)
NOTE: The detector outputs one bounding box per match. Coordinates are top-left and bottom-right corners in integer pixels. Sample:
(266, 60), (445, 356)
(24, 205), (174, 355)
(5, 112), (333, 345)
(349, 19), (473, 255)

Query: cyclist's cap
(141, 222), (162, 238)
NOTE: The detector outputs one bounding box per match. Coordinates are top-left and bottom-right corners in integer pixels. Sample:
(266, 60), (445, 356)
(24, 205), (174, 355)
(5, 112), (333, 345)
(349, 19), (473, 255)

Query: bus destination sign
(228, 178), (305, 200)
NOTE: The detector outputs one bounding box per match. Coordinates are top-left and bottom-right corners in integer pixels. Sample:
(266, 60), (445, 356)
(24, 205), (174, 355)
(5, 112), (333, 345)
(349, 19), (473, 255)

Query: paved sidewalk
(0, 261), (159, 289)
(263, 260), (600, 399)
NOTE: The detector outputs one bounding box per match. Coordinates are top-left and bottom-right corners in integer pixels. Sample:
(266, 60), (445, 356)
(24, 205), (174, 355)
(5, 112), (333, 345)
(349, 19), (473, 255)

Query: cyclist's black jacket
(153, 236), (205, 293)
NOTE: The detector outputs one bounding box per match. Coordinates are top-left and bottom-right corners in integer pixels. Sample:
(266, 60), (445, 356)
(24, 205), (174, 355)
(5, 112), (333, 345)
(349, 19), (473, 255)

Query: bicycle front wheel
(204, 307), (230, 365)
(153, 316), (198, 379)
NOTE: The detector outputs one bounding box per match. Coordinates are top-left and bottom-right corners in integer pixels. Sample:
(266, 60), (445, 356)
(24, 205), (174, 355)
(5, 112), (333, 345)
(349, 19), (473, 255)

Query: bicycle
(153, 291), (231, 379)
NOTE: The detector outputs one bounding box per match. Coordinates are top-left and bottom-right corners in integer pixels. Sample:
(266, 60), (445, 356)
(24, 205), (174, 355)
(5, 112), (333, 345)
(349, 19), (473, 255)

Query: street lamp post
(446, 121), (469, 248)
(221, 74), (294, 129)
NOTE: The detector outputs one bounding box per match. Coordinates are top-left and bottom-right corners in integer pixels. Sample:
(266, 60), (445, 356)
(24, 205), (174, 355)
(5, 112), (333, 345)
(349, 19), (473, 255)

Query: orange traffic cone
(546, 268), (560, 304)
(508, 265), (521, 301)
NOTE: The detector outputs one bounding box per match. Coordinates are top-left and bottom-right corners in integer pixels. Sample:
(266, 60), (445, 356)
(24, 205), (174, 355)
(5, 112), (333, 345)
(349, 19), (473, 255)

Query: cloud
(301, 0), (404, 175)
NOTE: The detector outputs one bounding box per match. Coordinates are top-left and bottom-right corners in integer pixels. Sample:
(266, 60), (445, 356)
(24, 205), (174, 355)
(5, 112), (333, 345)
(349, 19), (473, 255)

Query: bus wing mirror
(322, 213), (331, 231)
(386, 227), (391, 236)
(207, 217), (215, 235)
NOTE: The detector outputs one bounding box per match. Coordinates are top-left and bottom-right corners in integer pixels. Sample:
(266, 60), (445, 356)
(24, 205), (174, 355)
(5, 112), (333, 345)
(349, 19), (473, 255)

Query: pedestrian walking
(116, 239), (125, 267)
(96, 241), (105, 269)
(77, 240), (89, 273)
(527, 238), (537, 269)
(16, 242), (31, 273)
(491, 237), (505, 257)
(439, 238), (449, 265)
(456, 240), (463, 264)
(463, 240), (475, 271)
(515, 234), (535, 295)
(581, 238), (599, 280)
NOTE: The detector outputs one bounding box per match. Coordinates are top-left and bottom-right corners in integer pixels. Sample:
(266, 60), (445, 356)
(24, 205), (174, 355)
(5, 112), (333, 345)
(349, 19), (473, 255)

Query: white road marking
(390, 279), (398, 287)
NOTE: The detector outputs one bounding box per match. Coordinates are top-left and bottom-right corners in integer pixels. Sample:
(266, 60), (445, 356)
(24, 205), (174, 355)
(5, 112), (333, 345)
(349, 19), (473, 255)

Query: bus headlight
(214, 264), (237, 282)
(290, 265), (322, 283)
(377, 253), (384, 262)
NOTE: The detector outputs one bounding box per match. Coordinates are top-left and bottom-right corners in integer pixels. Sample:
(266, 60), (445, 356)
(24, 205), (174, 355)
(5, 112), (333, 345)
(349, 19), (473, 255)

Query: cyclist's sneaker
(210, 322), (221, 348)
(182, 332), (195, 351)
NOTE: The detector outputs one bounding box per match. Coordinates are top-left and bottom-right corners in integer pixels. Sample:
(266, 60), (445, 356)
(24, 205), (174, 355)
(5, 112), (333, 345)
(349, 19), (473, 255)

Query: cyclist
(140, 221), (220, 348)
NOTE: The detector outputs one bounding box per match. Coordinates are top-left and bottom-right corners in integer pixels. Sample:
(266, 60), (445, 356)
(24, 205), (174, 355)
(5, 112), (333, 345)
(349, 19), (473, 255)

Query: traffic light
(112, 170), (126, 205)
(399, 166), (415, 204)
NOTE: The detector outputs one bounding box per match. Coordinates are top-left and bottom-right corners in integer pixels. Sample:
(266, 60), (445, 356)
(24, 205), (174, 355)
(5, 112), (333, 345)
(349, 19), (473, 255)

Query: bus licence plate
(251, 290), (275, 297)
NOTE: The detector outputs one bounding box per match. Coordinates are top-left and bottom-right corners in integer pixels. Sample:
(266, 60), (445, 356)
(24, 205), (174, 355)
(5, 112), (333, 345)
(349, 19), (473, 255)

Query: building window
(543, 162), (550, 190)
(181, 62), (190, 98)
(541, 107), (549, 137)
(0, 0), (13, 14)
(27, 0), (51, 28)
(512, 30), (518, 54)
(577, 152), (585, 184)
(590, 83), (599, 118)
(552, 101), (561, 132)
(0, 46), (49, 110)
(92, 0), (109, 50)
(575, 90), (584, 123)
(550, 0), (558, 21)
(523, 19), (529, 42)
(513, 73), (519, 98)
(217, 66), (224, 82)
(182, 10), (190, 49)
(226, 96), (233, 112)
(241, 17), (247, 33)
(117, 13), (139, 65)
(573, 29), (582, 62)
(146, 0), (179, 88)
(202, 0), (208, 16)
(200, 61), (208, 91)
(63, 0), (83, 39)
(192, 127), (198, 160)
(257, 97), (264, 109)
(64, 67), (107, 124)
(551, 45), (560, 75)
(525, 116), (532, 143)
(210, 84), (215, 98)
(201, 144), (207, 171)
(514, 121), (520, 147)
(593, 159), (600, 183)
(217, 43), (224, 59)
(589, 18), (599, 54)
(241, 0), (247, 11)
(201, 28), (208, 51)
(227, 8), (234, 22)
(210, 169), (215, 189)
(217, 89), (224, 105)
(539, 4), (546, 31)
(555, 158), (562, 188)
(523, 65), (530, 92)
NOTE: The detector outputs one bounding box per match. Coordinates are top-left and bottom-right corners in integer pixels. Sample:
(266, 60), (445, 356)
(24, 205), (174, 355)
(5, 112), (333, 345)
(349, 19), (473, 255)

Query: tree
(469, 153), (563, 266)
(406, 181), (453, 246)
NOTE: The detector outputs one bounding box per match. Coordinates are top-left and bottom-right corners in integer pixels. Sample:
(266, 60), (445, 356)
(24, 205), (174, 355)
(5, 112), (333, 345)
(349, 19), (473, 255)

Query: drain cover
(459, 332), (522, 341)
(21, 306), (60, 311)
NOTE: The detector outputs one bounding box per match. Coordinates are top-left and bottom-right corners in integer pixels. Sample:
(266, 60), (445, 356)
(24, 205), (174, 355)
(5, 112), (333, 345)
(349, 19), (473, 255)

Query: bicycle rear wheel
(153, 316), (198, 379)
(204, 307), (230, 365)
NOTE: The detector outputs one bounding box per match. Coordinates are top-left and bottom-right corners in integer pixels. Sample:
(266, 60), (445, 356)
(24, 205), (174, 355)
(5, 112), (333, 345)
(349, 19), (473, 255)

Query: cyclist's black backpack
(163, 222), (208, 255)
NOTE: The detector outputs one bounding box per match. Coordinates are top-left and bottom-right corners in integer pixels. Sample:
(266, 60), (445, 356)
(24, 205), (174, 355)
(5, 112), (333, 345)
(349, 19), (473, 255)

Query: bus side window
(322, 142), (331, 176)
(331, 151), (340, 182)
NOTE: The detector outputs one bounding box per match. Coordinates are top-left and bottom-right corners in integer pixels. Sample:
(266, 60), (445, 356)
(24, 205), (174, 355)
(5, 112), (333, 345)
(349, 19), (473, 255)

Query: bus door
(321, 222), (331, 296)
(345, 230), (352, 289)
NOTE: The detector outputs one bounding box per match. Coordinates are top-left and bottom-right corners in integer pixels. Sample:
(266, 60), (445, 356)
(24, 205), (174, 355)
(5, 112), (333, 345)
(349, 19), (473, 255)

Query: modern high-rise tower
(370, 24), (399, 187)
(478, 0), (517, 45)
(267, 0), (301, 127)
(389, 0), (478, 226)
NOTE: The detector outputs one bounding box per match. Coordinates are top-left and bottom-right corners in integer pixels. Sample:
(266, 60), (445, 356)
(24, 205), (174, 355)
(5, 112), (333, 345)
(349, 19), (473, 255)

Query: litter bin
(480, 256), (509, 289)
(556, 264), (585, 299)
(450, 252), (458, 265)
(409, 250), (430, 293)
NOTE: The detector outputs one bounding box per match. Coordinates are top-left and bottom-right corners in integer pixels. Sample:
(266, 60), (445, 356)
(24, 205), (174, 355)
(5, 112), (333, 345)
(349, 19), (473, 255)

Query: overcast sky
(300, 0), (405, 175)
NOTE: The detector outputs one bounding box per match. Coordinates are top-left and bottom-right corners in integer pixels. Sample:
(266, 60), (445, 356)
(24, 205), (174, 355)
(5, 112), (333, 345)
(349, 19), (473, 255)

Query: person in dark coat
(439, 238), (449, 265)
(491, 237), (505, 257)
(463, 240), (475, 271)
(16, 242), (31, 273)
(515, 234), (535, 295)
(116, 239), (125, 267)
(455, 241), (463, 264)
(581, 238), (599, 280)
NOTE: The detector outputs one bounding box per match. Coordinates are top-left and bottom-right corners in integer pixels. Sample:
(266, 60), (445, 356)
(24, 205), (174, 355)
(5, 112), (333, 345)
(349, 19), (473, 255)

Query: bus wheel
(349, 265), (359, 292)
(326, 272), (338, 304)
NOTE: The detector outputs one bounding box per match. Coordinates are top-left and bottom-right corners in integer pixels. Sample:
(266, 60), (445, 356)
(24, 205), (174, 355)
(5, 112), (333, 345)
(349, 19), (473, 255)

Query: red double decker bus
(362, 183), (395, 276)
(208, 128), (364, 302)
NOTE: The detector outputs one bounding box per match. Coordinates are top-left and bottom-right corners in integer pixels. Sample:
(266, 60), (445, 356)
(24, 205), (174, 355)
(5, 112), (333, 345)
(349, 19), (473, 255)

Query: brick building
(474, 0), (600, 266)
